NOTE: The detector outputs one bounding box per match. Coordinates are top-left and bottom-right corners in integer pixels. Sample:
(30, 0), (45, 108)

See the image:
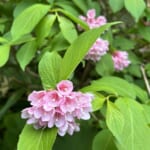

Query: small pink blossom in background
(79, 9), (107, 29)
(78, 9), (109, 62)
(85, 38), (109, 62)
(21, 80), (94, 136)
(112, 50), (131, 71)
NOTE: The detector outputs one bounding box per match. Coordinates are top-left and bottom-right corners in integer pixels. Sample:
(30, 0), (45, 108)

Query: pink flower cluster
(21, 80), (93, 136)
(112, 51), (131, 71)
(85, 38), (109, 62)
(79, 9), (109, 62)
(79, 9), (107, 29)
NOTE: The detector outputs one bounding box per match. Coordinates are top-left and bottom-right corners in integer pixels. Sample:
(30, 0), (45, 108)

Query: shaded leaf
(109, 0), (124, 12)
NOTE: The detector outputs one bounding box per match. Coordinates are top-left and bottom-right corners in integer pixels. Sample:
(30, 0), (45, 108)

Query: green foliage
(92, 129), (117, 150)
(124, 0), (146, 22)
(96, 54), (114, 76)
(16, 40), (37, 71)
(59, 22), (119, 80)
(0, 44), (10, 67)
(109, 0), (124, 13)
(17, 125), (57, 150)
(11, 4), (50, 40)
(39, 52), (62, 89)
(1, 0), (150, 150)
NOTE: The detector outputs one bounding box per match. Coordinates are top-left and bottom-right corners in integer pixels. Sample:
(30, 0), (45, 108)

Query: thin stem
(140, 64), (150, 96)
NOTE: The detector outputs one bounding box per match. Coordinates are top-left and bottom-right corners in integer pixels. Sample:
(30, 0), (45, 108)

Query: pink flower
(21, 80), (94, 136)
(112, 51), (131, 71)
(57, 80), (73, 96)
(79, 9), (107, 29)
(85, 38), (109, 62)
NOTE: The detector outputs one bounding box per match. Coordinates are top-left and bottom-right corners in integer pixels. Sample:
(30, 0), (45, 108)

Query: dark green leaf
(92, 129), (117, 150)
(96, 54), (114, 76)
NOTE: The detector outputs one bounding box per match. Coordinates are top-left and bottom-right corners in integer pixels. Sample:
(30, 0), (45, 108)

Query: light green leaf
(132, 84), (149, 103)
(124, 0), (146, 22)
(58, 16), (78, 43)
(39, 52), (62, 90)
(81, 76), (136, 99)
(35, 14), (56, 46)
(59, 22), (120, 80)
(106, 101), (124, 136)
(109, 0), (124, 12)
(92, 93), (105, 111)
(57, 9), (89, 31)
(17, 125), (57, 150)
(16, 40), (37, 71)
(0, 44), (10, 67)
(96, 54), (114, 76)
(114, 98), (150, 150)
(92, 129), (117, 150)
(11, 4), (50, 40)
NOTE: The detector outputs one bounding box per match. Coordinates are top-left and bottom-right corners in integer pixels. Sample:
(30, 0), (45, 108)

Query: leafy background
(1, 0), (150, 150)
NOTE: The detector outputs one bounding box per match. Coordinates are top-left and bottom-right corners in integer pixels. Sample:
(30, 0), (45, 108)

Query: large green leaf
(59, 22), (119, 80)
(11, 4), (50, 40)
(16, 40), (37, 71)
(35, 14), (56, 46)
(0, 44), (10, 67)
(113, 98), (150, 150)
(109, 0), (124, 12)
(81, 76), (136, 98)
(92, 129), (117, 150)
(17, 125), (57, 150)
(38, 52), (62, 90)
(106, 101), (124, 137)
(58, 16), (78, 43)
(96, 54), (114, 76)
(124, 0), (146, 22)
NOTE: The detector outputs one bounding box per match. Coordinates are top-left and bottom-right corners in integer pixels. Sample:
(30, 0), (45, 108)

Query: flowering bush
(0, 0), (150, 150)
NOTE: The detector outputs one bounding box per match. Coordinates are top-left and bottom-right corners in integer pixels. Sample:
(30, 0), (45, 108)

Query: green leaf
(92, 93), (105, 111)
(132, 84), (149, 103)
(57, 9), (89, 31)
(35, 14), (56, 46)
(58, 16), (78, 43)
(59, 22), (120, 80)
(124, 0), (146, 22)
(138, 25), (150, 42)
(96, 54), (114, 76)
(109, 0), (124, 12)
(0, 44), (10, 67)
(92, 129), (117, 150)
(128, 64), (141, 78)
(17, 125), (57, 150)
(72, 0), (87, 12)
(81, 76), (136, 98)
(114, 98), (150, 150)
(16, 40), (37, 71)
(113, 36), (135, 51)
(11, 4), (50, 40)
(106, 101), (124, 136)
(39, 52), (62, 90)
